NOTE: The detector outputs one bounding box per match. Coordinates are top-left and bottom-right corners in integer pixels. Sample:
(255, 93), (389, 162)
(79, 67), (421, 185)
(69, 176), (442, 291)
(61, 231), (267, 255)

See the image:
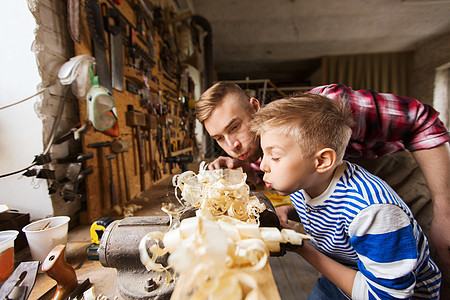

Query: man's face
(204, 94), (261, 163)
(259, 131), (318, 196)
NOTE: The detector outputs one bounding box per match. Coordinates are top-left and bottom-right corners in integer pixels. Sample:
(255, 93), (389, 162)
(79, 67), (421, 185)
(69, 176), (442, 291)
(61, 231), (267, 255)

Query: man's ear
(314, 148), (336, 173)
(249, 97), (261, 113)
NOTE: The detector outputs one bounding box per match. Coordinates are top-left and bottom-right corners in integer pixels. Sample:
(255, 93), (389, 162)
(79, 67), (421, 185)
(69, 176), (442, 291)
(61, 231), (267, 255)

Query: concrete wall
(412, 32), (450, 106)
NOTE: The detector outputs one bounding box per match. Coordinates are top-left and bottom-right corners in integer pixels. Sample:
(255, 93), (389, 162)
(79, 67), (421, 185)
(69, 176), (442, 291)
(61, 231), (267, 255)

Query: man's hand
(207, 156), (241, 170)
(430, 200), (450, 272)
(208, 156), (259, 185)
(275, 205), (298, 229)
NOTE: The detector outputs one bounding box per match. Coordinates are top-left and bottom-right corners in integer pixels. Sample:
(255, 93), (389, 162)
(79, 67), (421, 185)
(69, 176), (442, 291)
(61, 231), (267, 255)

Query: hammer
(111, 138), (132, 203)
(106, 154), (119, 210)
(126, 105), (147, 191)
(87, 141), (112, 210)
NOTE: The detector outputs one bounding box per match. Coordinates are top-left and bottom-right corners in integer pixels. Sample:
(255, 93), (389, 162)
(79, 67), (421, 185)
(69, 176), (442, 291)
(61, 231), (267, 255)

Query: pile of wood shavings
(139, 162), (310, 299)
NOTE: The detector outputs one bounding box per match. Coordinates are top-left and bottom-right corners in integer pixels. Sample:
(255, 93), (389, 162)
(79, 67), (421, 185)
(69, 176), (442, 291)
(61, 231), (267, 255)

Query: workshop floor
(25, 171), (320, 299)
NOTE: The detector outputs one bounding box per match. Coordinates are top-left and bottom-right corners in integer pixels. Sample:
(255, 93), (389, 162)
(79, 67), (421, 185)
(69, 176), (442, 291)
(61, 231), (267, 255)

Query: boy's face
(259, 131), (318, 196)
(204, 94), (261, 163)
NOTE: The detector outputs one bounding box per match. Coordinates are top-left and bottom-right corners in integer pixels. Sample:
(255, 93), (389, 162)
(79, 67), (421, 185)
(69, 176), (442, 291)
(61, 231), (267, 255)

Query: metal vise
(98, 216), (175, 300)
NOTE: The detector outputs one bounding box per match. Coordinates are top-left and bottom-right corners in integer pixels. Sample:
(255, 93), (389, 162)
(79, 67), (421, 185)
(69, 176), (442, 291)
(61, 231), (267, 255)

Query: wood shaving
(140, 162), (310, 299)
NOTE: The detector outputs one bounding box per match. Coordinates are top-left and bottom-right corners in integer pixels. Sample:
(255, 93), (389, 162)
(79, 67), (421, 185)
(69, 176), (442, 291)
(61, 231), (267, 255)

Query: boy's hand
(275, 205), (298, 229)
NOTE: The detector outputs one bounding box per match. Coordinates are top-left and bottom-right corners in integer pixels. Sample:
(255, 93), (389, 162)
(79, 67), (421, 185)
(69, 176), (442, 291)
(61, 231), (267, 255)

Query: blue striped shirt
(290, 162), (441, 299)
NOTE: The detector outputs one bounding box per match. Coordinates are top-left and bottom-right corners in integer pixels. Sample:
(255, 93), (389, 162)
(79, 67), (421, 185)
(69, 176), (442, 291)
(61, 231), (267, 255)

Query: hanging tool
(111, 138), (132, 203)
(54, 123), (87, 144)
(165, 154), (193, 173)
(0, 261), (39, 300)
(85, 0), (112, 92)
(144, 114), (157, 182)
(106, 154), (119, 210)
(87, 141), (111, 210)
(165, 125), (173, 174)
(67, 0), (81, 44)
(126, 106), (147, 191)
(60, 166), (94, 202)
(101, 3), (124, 92)
(56, 153), (94, 164)
(156, 125), (167, 174)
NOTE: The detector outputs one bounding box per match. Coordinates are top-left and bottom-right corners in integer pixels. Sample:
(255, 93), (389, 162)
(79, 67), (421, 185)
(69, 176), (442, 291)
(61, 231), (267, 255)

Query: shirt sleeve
(309, 84), (450, 158)
(348, 204), (417, 299)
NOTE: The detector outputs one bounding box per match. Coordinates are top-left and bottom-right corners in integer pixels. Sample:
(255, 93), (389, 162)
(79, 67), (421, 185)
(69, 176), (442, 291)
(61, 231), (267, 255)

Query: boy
(250, 94), (441, 299)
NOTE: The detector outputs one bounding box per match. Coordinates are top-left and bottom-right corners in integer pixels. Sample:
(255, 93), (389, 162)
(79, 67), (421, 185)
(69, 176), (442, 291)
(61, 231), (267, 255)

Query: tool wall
(73, 0), (199, 223)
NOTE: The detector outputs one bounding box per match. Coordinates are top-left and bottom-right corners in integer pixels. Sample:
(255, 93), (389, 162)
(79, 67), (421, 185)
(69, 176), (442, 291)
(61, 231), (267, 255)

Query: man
(195, 81), (450, 296)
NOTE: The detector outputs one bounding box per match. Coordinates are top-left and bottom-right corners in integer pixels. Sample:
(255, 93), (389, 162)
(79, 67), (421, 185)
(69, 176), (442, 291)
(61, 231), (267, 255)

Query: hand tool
(165, 125), (173, 174)
(61, 167), (93, 202)
(41, 244), (88, 300)
(90, 217), (115, 245)
(56, 153), (94, 164)
(36, 169), (56, 180)
(156, 125), (167, 174)
(165, 154), (193, 173)
(125, 79), (139, 94)
(86, 217), (114, 260)
(0, 261), (39, 300)
(111, 138), (132, 203)
(126, 106), (147, 191)
(85, 0), (112, 92)
(144, 114), (157, 182)
(5, 271), (28, 300)
(140, 132), (149, 177)
(67, 0), (81, 44)
(54, 123), (87, 144)
(38, 279), (90, 300)
(87, 141), (112, 210)
(66, 278), (91, 300)
(101, 3), (124, 92)
(106, 154), (119, 210)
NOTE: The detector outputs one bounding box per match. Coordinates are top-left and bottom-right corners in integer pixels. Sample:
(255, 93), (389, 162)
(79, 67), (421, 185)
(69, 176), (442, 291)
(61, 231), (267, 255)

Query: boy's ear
(314, 148), (336, 173)
(249, 97), (261, 113)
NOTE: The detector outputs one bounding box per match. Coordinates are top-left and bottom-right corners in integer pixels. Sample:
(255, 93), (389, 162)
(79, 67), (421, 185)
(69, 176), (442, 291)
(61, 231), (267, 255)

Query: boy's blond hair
(195, 82), (251, 123)
(251, 94), (354, 163)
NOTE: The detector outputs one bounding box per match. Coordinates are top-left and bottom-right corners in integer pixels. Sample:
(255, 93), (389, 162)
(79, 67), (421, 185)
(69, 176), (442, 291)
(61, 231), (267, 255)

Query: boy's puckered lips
(264, 180), (272, 188)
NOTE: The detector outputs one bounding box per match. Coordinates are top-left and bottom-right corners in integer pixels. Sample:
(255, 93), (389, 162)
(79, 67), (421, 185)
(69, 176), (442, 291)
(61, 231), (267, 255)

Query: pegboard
(73, 0), (198, 223)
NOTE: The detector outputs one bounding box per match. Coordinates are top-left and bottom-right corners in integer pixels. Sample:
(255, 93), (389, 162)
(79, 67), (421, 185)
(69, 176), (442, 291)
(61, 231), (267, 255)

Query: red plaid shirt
(309, 84), (450, 159)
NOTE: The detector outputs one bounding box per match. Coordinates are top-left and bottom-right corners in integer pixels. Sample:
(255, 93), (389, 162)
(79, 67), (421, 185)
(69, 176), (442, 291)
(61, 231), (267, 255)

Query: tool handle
(87, 141), (112, 148)
(41, 244), (78, 300)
